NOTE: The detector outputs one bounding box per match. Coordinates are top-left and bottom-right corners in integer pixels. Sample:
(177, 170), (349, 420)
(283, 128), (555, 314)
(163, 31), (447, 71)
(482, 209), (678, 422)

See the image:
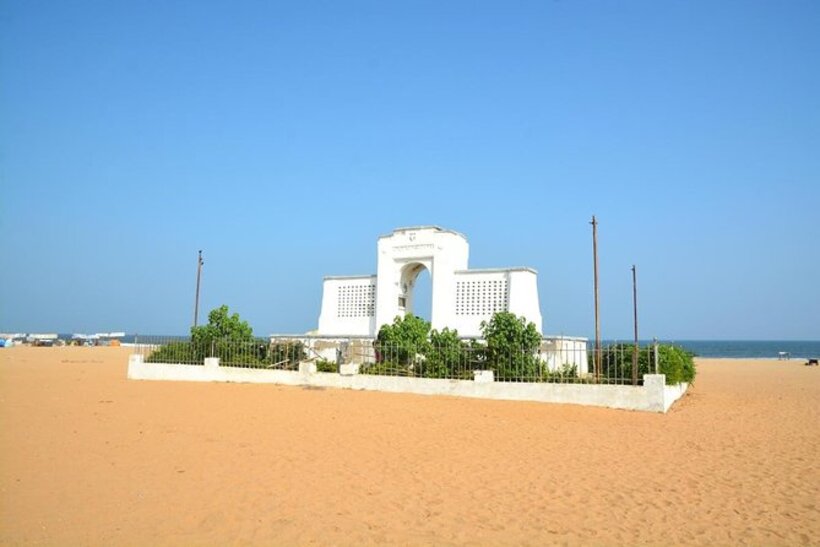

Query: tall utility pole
(193, 250), (204, 328)
(591, 216), (601, 381)
(632, 264), (639, 386)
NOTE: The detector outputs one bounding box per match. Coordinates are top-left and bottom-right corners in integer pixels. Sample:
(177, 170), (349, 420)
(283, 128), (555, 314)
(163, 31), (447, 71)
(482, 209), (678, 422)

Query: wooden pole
(632, 264), (639, 386)
(193, 250), (204, 328)
(591, 216), (601, 381)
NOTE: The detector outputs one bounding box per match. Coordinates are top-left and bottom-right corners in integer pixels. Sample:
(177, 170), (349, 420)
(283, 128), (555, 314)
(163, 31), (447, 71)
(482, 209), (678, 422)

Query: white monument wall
(374, 227), (469, 333)
(316, 226), (545, 339)
(452, 269), (508, 336)
(317, 275), (376, 336)
(507, 269), (543, 333)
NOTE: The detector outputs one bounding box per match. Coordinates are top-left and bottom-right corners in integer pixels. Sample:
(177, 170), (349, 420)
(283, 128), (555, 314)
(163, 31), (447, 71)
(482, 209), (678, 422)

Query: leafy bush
(316, 358), (337, 373)
(191, 305), (254, 348)
(589, 344), (648, 383)
(539, 362), (579, 382)
(424, 327), (471, 378)
(375, 314), (432, 366)
(146, 340), (207, 364)
(374, 316), (481, 379)
(588, 343), (696, 385)
(480, 312), (542, 381)
(370, 312), (551, 381)
(360, 361), (413, 376)
(145, 305), (305, 369)
(657, 345), (696, 384)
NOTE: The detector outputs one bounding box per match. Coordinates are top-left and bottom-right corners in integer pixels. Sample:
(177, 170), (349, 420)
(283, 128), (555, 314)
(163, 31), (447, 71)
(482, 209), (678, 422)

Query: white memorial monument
(317, 226), (543, 338)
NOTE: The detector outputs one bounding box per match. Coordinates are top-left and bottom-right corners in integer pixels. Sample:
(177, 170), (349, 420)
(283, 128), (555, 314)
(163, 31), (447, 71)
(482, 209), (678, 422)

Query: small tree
(148, 305), (259, 365)
(480, 312), (542, 380)
(191, 305), (254, 347)
(375, 314), (431, 366)
(187, 305), (257, 364)
(425, 327), (471, 379)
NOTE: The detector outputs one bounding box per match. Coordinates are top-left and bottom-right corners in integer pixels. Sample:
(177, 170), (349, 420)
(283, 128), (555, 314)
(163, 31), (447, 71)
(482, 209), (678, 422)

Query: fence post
(653, 337), (659, 374)
(338, 341), (348, 373)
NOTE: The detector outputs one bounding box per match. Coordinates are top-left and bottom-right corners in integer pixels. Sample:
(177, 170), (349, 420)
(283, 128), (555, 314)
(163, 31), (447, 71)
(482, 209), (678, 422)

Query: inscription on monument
(392, 244), (435, 252)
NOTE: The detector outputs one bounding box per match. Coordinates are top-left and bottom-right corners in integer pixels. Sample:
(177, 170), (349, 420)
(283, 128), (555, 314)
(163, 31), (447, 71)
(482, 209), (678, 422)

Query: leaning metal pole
(193, 250), (204, 328)
(632, 264), (639, 386)
(591, 216), (601, 381)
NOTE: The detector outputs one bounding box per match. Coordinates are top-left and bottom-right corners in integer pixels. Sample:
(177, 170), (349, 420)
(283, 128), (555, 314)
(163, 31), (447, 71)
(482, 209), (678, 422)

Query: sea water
(666, 340), (820, 359)
(603, 340), (820, 359)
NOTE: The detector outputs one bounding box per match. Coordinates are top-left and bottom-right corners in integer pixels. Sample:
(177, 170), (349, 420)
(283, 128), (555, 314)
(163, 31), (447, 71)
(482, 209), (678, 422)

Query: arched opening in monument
(399, 262), (432, 322)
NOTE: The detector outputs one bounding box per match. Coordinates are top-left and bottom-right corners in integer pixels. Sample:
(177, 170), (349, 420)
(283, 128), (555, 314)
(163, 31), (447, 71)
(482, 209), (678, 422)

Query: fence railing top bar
(267, 335), (592, 343)
(268, 334), (376, 340)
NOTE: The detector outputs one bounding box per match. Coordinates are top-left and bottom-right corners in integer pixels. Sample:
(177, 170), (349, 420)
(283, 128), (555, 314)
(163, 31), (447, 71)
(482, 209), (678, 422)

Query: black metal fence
(135, 337), (671, 385)
(352, 342), (657, 385)
(134, 336), (307, 370)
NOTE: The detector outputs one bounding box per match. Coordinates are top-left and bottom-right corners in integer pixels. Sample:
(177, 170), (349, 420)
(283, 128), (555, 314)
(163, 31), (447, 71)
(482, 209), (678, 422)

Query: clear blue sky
(1, 1), (818, 340)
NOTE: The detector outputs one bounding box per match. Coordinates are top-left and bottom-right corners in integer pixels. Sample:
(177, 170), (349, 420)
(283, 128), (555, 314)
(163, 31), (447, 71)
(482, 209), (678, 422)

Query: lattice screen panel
(336, 284), (376, 318)
(455, 279), (509, 316)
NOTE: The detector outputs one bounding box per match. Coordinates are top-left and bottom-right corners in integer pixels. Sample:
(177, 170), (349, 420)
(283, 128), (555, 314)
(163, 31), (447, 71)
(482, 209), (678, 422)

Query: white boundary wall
(128, 355), (688, 413)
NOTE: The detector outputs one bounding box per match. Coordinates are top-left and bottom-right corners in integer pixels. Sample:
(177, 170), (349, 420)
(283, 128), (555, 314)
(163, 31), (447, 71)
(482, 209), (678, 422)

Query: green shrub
(589, 344), (649, 383)
(191, 305), (254, 347)
(539, 362), (578, 381)
(657, 345), (696, 384)
(145, 305), (306, 369)
(424, 327), (472, 378)
(480, 312), (542, 381)
(146, 341), (206, 364)
(588, 343), (696, 385)
(316, 358), (337, 373)
(360, 361), (413, 376)
(213, 339), (260, 367)
(375, 314), (432, 366)
(371, 312), (547, 381)
(148, 305), (257, 365)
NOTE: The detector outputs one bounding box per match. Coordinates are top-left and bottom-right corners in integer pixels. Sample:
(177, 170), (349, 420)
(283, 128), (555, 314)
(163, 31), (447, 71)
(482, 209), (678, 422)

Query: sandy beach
(1, 347), (818, 545)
